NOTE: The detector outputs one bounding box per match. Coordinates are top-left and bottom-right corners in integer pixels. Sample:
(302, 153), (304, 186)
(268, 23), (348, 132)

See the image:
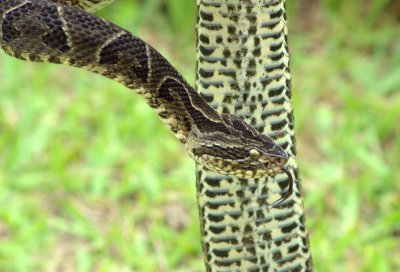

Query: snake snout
(274, 145), (288, 159)
(260, 144), (288, 159)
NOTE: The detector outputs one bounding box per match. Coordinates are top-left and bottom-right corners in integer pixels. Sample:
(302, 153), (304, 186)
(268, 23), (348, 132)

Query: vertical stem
(195, 0), (313, 271)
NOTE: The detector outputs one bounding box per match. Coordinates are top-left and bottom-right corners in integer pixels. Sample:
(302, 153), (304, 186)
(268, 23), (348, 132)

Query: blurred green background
(0, 0), (399, 271)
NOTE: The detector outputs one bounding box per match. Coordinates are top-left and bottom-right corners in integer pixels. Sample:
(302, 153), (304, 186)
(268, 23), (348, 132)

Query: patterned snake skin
(0, 0), (312, 270)
(196, 0), (313, 271)
(0, 0), (293, 199)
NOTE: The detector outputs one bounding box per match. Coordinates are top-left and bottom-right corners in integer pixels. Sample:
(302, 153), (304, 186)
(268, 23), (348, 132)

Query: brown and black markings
(0, 0), (293, 198)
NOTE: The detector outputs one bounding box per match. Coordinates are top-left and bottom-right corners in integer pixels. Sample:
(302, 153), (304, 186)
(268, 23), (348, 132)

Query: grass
(0, 0), (399, 271)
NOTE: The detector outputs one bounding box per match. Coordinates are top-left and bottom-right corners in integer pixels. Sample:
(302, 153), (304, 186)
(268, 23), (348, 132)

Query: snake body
(0, 0), (293, 199)
(0, 0), (312, 270)
(195, 0), (312, 271)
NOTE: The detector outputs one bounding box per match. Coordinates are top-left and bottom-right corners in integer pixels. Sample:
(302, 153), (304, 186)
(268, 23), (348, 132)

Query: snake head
(186, 113), (289, 179)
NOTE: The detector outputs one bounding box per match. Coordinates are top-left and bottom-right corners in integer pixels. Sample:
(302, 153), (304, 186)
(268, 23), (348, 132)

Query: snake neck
(0, 0), (291, 181)
(0, 0), (227, 143)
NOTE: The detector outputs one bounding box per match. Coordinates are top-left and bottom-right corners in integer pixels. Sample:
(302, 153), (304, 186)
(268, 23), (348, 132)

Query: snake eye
(249, 149), (260, 160)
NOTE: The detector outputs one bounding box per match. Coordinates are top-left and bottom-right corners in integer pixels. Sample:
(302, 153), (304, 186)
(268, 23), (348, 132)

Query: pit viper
(195, 1), (312, 271)
(0, 0), (293, 204)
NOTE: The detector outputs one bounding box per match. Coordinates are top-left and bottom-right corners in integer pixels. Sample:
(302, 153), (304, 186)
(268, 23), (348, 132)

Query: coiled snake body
(0, 1), (292, 200)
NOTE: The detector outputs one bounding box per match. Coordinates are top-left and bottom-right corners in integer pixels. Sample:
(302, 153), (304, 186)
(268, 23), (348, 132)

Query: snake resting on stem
(0, 0), (293, 205)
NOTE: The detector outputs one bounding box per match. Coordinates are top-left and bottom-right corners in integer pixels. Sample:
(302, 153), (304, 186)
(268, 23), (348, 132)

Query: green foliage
(287, 2), (400, 271)
(0, 1), (399, 271)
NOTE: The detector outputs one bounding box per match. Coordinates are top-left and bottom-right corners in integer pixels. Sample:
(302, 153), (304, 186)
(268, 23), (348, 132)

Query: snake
(0, 0), (293, 205)
(195, 1), (312, 271)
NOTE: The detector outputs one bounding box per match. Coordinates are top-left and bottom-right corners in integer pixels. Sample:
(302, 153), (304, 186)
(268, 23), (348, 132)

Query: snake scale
(195, 0), (312, 271)
(0, 0), (312, 270)
(0, 0), (292, 204)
